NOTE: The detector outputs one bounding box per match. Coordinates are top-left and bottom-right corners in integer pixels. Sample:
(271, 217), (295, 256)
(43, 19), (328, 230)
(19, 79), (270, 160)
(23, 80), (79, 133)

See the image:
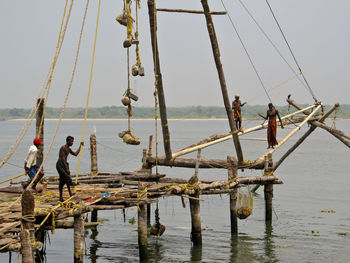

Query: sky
(0, 0), (349, 109)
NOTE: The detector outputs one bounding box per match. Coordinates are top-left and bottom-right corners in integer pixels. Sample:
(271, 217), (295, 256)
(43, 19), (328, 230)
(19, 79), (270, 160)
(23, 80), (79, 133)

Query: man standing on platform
(232, 94), (246, 131)
(24, 138), (45, 191)
(56, 136), (83, 202)
(258, 103), (284, 149)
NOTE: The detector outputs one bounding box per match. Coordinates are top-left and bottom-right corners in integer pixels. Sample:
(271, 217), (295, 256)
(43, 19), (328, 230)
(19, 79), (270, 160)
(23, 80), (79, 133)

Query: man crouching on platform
(56, 136), (83, 202)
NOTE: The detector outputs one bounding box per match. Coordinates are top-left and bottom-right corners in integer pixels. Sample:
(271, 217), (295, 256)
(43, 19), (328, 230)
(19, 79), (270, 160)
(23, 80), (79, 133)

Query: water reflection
(88, 228), (102, 263)
(190, 245), (202, 263)
(264, 222), (278, 263)
(230, 234), (255, 263)
(147, 238), (165, 263)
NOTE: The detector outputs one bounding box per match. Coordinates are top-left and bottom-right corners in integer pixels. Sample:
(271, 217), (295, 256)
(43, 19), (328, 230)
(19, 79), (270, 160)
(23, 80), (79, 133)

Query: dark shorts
(56, 160), (72, 187)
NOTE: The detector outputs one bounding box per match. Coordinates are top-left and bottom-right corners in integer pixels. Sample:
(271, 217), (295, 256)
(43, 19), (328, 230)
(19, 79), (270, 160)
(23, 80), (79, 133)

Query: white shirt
(24, 145), (38, 168)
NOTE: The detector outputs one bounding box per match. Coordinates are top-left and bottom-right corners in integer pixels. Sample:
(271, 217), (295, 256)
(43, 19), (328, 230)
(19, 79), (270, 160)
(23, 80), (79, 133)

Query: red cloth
(267, 118), (278, 147)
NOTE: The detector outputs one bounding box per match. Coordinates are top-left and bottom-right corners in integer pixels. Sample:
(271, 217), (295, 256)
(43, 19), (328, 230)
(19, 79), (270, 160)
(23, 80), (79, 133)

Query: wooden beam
(312, 121), (350, 148)
(36, 98), (44, 167)
(171, 104), (317, 159)
(20, 190), (34, 263)
(256, 105), (322, 162)
(146, 156), (265, 170)
(156, 8), (226, 15)
(273, 103), (340, 171)
(201, 0), (244, 164)
(148, 0), (172, 159)
(227, 156), (238, 234)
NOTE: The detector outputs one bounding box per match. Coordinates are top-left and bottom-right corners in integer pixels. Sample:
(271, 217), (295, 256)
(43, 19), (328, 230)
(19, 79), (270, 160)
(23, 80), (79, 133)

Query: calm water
(1, 119), (349, 262)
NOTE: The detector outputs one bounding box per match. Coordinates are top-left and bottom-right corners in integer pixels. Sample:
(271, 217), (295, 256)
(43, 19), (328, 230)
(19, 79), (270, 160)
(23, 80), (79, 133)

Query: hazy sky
(0, 0), (349, 109)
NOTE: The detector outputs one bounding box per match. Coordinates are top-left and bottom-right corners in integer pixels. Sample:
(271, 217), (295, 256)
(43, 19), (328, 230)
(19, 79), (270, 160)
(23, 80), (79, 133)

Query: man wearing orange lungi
(259, 103), (284, 148)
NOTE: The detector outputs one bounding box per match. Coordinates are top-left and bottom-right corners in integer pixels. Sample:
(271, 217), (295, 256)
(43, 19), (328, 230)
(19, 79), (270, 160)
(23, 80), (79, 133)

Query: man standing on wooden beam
(232, 94), (246, 131)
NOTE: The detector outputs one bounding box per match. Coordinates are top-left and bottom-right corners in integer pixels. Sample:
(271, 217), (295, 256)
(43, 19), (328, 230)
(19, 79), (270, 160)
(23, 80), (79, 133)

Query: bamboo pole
(156, 8), (226, 15)
(227, 156), (238, 234)
(147, 0), (172, 160)
(21, 190), (34, 263)
(287, 99), (311, 115)
(171, 104), (317, 159)
(138, 182), (148, 261)
(256, 105), (322, 162)
(200, 0), (243, 164)
(273, 103), (340, 171)
(148, 135), (153, 157)
(90, 134), (98, 174)
(36, 98), (44, 167)
(312, 121), (350, 148)
(74, 213), (84, 263)
(264, 154), (273, 222)
(189, 175), (201, 245)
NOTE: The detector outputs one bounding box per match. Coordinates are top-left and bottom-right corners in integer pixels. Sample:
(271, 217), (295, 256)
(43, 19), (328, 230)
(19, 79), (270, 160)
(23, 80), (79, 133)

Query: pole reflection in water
(230, 233), (255, 263)
(264, 222), (278, 263)
(88, 228), (102, 263)
(190, 244), (202, 263)
(147, 239), (166, 263)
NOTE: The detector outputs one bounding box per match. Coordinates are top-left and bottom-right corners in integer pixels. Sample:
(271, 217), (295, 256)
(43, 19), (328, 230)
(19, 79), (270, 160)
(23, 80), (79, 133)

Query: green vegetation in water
(128, 217), (136, 225)
(321, 210), (336, 213)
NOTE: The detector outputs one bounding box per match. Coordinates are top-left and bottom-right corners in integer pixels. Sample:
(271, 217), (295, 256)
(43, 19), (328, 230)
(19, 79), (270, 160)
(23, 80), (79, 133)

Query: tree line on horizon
(0, 105), (349, 120)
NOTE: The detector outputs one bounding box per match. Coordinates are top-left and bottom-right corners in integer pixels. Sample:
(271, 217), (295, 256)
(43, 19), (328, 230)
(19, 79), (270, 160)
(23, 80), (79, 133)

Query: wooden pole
(287, 99), (311, 115)
(171, 104), (316, 159)
(147, 0), (172, 160)
(312, 121), (350, 148)
(201, 0), (243, 164)
(138, 182), (148, 261)
(156, 8), (226, 15)
(256, 105), (322, 163)
(21, 190), (35, 263)
(148, 135), (153, 157)
(273, 103), (340, 171)
(74, 213), (84, 263)
(90, 134), (98, 174)
(147, 156), (265, 170)
(90, 134), (98, 222)
(227, 156), (238, 234)
(36, 98), (44, 167)
(189, 175), (202, 245)
(264, 154), (273, 222)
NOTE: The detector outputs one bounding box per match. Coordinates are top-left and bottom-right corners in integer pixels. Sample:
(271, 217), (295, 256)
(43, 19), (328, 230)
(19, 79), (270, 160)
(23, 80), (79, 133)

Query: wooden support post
(21, 190), (35, 263)
(90, 134), (98, 174)
(138, 182), (148, 261)
(35, 225), (46, 263)
(142, 149), (148, 169)
(148, 135), (153, 157)
(91, 210), (98, 223)
(74, 213), (84, 263)
(147, 0), (172, 160)
(264, 154), (273, 222)
(189, 175), (202, 245)
(200, 0), (243, 164)
(36, 98), (44, 167)
(227, 156), (238, 234)
(90, 134), (98, 222)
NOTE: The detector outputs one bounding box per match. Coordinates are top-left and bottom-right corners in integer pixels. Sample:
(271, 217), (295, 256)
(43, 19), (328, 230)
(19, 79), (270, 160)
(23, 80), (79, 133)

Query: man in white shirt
(23, 138), (44, 191)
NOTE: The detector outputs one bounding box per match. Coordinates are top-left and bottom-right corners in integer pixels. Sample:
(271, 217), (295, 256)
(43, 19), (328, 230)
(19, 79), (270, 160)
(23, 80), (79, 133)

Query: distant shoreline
(6, 117), (350, 121)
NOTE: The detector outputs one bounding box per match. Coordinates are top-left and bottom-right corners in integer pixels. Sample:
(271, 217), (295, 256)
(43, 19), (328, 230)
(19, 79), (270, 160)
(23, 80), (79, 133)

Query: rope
(26, 0), (75, 191)
(237, 0), (311, 95)
(220, 0), (272, 103)
(75, 0), (101, 185)
(0, 173), (26, 185)
(0, 0), (70, 169)
(265, 0), (318, 103)
(126, 48), (132, 131)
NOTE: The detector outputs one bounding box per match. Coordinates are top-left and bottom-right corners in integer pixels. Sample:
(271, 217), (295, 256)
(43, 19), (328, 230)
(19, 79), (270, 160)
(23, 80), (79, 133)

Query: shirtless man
(258, 103), (284, 148)
(56, 136), (83, 202)
(232, 94), (246, 131)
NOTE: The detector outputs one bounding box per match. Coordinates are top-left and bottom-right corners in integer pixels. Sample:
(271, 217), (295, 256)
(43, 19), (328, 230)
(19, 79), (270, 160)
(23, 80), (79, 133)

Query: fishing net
(236, 186), (253, 219)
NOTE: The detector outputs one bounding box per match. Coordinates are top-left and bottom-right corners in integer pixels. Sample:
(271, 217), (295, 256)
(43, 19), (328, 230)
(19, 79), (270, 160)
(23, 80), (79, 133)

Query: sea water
(0, 119), (349, 262)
